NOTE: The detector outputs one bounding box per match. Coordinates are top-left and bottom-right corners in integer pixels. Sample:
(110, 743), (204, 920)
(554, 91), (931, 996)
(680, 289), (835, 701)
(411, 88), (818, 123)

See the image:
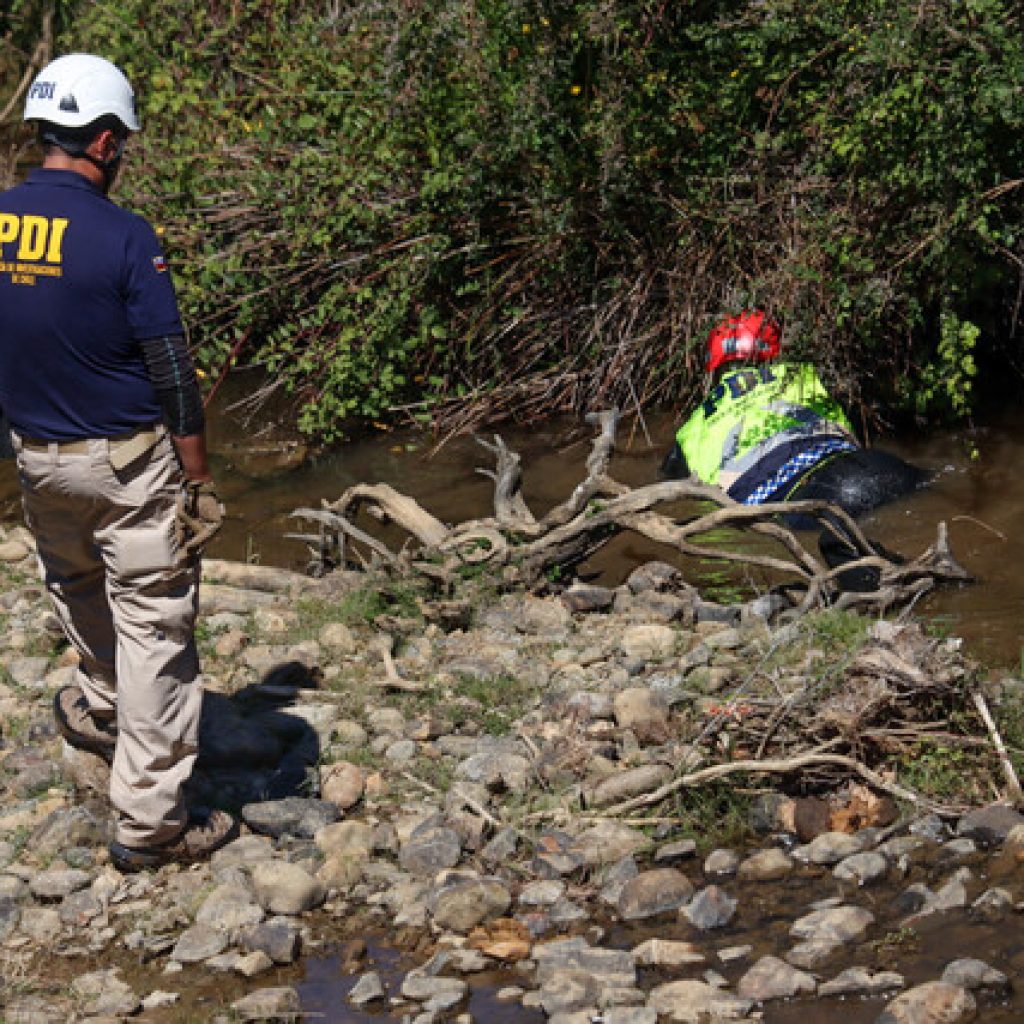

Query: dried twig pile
(620, 620), (987, 817)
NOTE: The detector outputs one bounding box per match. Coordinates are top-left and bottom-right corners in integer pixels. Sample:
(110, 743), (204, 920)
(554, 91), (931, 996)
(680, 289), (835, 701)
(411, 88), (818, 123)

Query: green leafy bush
(3, 1), (1023, 439)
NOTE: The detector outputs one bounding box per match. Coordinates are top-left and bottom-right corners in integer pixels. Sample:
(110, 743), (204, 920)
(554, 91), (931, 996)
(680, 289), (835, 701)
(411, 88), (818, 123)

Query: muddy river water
(293, 839), (1024, 1022)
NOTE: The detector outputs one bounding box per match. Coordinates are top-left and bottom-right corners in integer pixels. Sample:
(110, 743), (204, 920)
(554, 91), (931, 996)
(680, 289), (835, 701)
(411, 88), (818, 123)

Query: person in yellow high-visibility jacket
(662, 311), (927, 521)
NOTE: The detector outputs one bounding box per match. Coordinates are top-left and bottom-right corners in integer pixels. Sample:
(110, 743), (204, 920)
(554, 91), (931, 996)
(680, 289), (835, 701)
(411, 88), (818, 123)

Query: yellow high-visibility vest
(675, 363), (854, 493)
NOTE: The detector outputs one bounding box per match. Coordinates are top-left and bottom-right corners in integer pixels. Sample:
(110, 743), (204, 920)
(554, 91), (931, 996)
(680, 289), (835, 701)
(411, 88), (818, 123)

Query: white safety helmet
(24, 53), (140, 133)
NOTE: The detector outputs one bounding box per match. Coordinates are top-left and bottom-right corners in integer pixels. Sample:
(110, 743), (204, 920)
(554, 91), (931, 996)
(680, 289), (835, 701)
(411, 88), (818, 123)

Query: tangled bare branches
(289, 408), (970, 617)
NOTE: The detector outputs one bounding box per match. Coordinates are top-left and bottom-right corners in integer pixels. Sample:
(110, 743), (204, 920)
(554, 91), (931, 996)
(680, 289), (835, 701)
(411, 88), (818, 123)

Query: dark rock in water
(618, 868), (695, 921)
(239, 919), (302, 964)
(891, 888), (928, 916)
(793, 797), (831, 843)
(957, 804), (1024, 847)
(241, 797), (339, 839)
(941, 957), (1009, 993)
(683, 885), (738, 930)
(627, 562), (684, 594)
(533, 936), (637, 988)
(876, 981), (976, 1024)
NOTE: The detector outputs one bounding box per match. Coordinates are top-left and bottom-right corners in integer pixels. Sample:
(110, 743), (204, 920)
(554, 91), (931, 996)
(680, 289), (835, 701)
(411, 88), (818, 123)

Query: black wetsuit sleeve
(660, 440), (690, 479)
(139, 334), (205, 436)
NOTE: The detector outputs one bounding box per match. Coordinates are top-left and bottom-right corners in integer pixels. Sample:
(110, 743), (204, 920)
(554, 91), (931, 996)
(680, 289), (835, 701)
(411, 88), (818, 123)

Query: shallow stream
(291, 834), (1024, 1022)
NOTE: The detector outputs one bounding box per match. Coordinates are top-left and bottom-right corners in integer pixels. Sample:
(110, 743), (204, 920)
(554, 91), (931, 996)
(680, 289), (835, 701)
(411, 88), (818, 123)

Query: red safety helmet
(705, 311), (782, 374)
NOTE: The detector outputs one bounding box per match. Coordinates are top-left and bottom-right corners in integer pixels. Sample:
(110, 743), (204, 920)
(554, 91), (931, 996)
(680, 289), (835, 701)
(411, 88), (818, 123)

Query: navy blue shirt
(0, 168), (183, 440)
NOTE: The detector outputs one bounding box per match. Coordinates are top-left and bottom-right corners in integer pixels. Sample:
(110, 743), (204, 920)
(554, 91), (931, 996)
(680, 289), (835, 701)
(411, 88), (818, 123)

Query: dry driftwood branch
(293, 408), (970, 614)
(971, 690), (1024, 805)
(327, 483), (449, 548)
(291, 505), (400, 569)
(474, 434), (536, 527)
(592, 748), (961, 818)
(368, 633), (426, 693)
(439, 526), (509, 564)
(538, 409), (622, 529)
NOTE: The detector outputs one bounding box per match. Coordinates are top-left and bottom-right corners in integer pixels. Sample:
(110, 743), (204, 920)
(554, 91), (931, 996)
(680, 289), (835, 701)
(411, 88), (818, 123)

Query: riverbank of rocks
(1, 533), (1023, 1023)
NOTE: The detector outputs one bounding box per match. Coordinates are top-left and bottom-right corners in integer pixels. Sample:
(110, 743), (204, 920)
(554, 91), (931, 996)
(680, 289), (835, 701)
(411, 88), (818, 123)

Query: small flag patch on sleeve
(152, 255), (168, 273)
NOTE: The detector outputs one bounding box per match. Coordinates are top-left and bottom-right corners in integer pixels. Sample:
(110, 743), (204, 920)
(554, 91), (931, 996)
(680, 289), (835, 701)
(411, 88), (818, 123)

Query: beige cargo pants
(15, 430), (202, 848)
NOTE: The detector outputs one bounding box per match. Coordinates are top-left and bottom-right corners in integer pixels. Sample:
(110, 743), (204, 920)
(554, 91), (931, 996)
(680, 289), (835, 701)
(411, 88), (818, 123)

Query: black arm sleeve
(660, 440), (690, 479)
(139, 334), (206, 437)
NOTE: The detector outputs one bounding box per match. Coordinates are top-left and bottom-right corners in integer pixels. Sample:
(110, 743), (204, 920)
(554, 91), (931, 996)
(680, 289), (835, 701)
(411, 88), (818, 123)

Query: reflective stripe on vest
(675, 363), (854, 492)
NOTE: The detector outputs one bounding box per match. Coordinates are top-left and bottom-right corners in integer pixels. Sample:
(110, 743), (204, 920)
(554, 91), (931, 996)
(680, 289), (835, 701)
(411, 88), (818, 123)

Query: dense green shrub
(3, 1), (1024, 440)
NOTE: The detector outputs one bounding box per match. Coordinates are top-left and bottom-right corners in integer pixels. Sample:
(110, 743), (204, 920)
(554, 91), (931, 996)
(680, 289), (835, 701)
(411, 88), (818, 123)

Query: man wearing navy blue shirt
(0, 54), (238, 870)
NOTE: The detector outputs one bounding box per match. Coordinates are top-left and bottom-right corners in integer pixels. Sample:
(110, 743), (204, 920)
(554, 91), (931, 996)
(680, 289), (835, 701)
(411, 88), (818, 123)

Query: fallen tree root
(290, 407), (971, 616)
